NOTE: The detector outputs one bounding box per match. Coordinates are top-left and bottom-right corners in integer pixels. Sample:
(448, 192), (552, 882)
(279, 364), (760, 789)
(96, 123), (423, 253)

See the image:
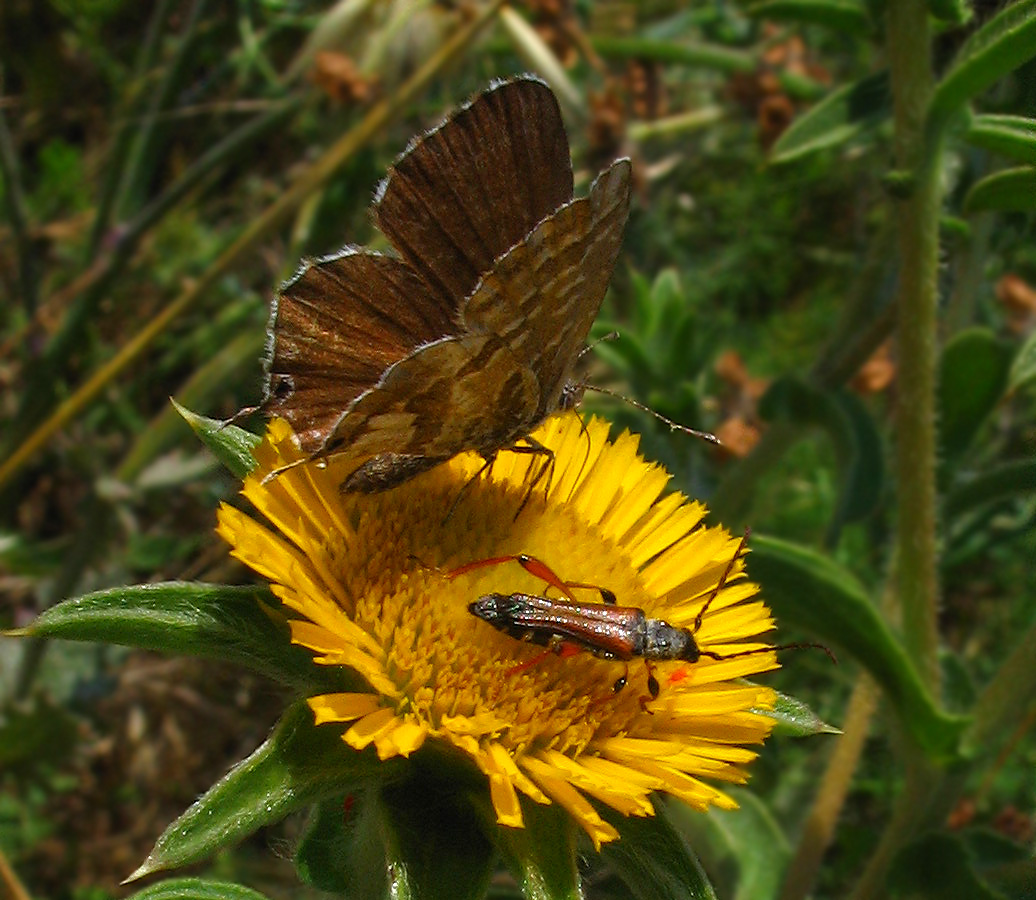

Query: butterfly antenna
(578, 384), (722, 446)
(577, 330), (620, 361)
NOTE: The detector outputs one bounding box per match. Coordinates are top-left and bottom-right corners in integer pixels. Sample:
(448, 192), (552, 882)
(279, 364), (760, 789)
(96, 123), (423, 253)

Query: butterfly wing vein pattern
(260, 76), (632, 492)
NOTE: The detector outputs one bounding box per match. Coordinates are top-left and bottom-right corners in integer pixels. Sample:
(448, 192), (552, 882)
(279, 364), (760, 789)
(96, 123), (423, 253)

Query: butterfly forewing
(373, 78), (574, 306)
(264, 249), (455, 452)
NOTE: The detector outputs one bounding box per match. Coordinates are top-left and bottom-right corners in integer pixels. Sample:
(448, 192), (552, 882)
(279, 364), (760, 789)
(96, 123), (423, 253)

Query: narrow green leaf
(494, 799), (580, 900)
(927, 0), (973, 25)
(938, 329), (1013, 458)
(174, 401), (260, 478)
(888, 832), (1004, 900)
(662, 791), (790, 900)
(748, 0), (872, 34)
(766, 690), (842, 737)
(23, 581), (340, 691)
(1008, 327), (1036, 392)
(965, 114), (1036, 165)
(770, 70), (890, 165)
(946, 459), (1036, 520)
(749, 535), (967, 759)
(963, 166), (1036, 212)
(930, 0), (1036, 126)
(126, 879), (274, 900)
(129, 702), (400, 880)
(379, 778), (496, 900)
(0, 695), (80, 770)
(599, 800), (718, 900)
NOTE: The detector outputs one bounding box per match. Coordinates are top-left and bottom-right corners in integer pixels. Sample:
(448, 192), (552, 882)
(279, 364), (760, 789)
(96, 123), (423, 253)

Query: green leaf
(662, 791), (789, 900)
(938, 328), (1013, 458)
(599, 800), (718, 900)
(747, 0), (872, 34)
(174, 401), (260, 478)
(126, 878), (274, 900)
(766, 690), (842, 737)
(379, 777), (496, 900)
(929, 0), (1036, 127)
(749, 535), (967, 759)
(963, 166), (1036, 212)
(295, 792), (389, 897)
(1008, 327), (1036, 392)
(965, 115), (1036, 165)
(759, 378), (885, 528)
(494, 798), (580, 900)
(888, 832), (1005, 900)
(0, 695), (80, 770)
(129, 702), (400, 880)
(24, 581), (346, 692)
(927, 0), (973, 25)
(770, 70), (890, 165)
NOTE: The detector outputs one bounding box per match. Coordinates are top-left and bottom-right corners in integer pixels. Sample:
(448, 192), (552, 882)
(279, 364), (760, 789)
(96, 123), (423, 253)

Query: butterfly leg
(501, 436), (555, 518)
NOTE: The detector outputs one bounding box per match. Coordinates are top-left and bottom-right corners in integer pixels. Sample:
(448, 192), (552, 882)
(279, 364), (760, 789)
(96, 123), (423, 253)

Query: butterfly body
(261, 76), (632, 491)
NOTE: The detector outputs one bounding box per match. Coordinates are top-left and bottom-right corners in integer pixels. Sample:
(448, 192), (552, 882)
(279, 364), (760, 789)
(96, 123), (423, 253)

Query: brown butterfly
(262, 76), (632, 492)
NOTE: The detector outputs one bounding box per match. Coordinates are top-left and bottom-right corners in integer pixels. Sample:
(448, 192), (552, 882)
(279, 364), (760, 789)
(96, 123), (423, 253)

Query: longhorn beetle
(450, 534), (834, 704)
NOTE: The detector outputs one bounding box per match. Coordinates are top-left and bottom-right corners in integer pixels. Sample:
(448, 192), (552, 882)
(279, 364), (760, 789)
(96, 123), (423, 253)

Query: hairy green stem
(852, 4), (945, 897)
(887, 0), (942, 696)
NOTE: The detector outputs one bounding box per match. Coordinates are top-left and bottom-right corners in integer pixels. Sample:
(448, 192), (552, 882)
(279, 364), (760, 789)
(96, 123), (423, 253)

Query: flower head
(217, 412), (778, 849)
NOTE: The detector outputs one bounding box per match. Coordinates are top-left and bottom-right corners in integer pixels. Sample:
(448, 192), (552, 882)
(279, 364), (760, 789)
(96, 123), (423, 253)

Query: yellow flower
(216, 412), (778, 850)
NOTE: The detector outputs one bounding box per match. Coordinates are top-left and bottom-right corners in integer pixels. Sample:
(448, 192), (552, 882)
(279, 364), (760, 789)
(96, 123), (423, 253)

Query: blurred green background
(1, 2), (1034, 898)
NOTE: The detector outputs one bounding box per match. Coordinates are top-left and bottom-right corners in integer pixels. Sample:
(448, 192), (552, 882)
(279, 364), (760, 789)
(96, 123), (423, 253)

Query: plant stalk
(887, 0), (942, 696)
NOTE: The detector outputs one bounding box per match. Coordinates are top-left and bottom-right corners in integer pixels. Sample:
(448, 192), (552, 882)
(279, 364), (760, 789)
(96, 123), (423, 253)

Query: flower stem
(888, 0), (942, 696)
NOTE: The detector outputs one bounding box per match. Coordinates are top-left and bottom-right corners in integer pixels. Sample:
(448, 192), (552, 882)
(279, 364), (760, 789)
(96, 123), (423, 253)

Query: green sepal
(174, 400), (260, 478)
(769, 70), (890, 165)
(295, 791), (388, 897)
(965, 115), (1036, 165)
(929, 0), (1036, 129)
(749, 535), (967, 759)
(378, 775), (496, 900)
(128, 701), (402, 881)
(766, 690), (842, 738)
(493, 798), (580, 900)
(747, 0), (872, 34)
(22, 581), (345, 693)
(599, 799), (718, 900)
(938, 328), (1013, 460)
(124, 879), (274, 900)
(963, 166), (1036, 213)
(661, 791), (790, 900)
